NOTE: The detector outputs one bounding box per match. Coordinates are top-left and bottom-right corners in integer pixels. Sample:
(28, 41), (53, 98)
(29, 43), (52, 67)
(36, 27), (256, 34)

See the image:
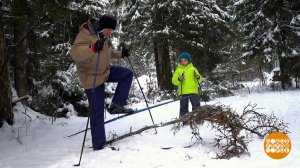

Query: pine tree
(119, 0), (233, 91)
(234, 0), (300, 76)
(1, 0), (104, 118)
(0, 1), (13, 127)
(235, 0), (299, 87)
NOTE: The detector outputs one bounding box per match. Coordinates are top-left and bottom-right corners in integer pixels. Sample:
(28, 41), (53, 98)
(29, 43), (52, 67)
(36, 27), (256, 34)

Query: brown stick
(107, 118), (182, 144)
(12, 95), (29, 105)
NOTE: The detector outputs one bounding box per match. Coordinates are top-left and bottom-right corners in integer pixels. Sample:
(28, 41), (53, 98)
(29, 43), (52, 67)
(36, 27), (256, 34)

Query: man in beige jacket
(70, 14), (133, 150)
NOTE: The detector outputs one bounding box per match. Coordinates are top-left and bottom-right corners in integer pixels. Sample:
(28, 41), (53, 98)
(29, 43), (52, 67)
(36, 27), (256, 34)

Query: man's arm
(70, 31), (95, 62)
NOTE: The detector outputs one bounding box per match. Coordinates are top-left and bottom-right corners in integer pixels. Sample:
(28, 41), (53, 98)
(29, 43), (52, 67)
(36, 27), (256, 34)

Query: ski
(105, 99), (175, 124)
(67, 99), (175, 138)
(67, 95), (196, 138)
(87, 146), (119, 151)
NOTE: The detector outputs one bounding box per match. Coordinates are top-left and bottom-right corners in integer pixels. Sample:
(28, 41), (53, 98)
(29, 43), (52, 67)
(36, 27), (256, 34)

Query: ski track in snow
(0, 91), (299, 168)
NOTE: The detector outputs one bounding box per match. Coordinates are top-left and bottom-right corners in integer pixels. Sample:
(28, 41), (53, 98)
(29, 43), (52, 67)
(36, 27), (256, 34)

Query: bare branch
(106, 103), (289, 159)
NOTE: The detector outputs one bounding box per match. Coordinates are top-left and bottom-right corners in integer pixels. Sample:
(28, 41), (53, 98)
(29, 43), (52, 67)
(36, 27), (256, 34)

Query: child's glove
(178, 75), (185, 81)
(194, 73), (200, 79)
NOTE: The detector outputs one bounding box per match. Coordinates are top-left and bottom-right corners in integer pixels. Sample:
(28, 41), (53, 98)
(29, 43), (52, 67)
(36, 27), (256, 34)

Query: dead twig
(107, 103), (289, 159)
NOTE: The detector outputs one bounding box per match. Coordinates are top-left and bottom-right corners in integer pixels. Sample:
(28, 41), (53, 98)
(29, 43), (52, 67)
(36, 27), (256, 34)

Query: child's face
(180, 58), (188, 66)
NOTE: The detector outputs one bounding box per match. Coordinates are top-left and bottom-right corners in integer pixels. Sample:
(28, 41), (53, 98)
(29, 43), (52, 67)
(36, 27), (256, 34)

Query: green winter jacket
(172, 63), (202, 96)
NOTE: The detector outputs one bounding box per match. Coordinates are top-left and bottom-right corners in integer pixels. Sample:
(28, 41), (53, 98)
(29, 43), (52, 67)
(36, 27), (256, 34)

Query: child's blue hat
(178, 52), (192, 62)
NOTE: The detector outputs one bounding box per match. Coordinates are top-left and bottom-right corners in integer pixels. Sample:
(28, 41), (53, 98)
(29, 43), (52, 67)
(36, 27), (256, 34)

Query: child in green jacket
(172, 52), (202, 117)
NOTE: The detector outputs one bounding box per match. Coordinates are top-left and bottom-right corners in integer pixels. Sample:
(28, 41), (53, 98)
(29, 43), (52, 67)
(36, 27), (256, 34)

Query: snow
(132, 10), (141, 21)
(234, 0), (246, 6)
(242, 51), (253, 57)
(51, 43), (71, 52)
(40, 31), (50, 38)
(292, 50), (298, 56)
(263, 47), (272, 53)
(1, 90), (300, 168)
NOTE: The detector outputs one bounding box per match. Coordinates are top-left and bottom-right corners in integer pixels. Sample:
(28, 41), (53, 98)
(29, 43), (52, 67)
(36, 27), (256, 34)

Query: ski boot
(108, 103), (134, 114)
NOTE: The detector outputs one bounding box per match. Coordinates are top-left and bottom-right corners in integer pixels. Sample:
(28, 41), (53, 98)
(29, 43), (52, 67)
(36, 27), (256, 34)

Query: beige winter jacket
(70, 23), (122, 89)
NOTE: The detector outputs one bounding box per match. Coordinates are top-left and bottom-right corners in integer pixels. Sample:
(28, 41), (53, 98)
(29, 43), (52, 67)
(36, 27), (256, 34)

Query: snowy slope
(0, 90), (299, 168)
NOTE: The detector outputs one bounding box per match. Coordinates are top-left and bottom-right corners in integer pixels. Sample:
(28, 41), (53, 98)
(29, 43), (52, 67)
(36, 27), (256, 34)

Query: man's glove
(121, 48), (130, 58)
(178, 75), (185, 81)
(194, 73), (200, 79)
(92, 39), (105, 53)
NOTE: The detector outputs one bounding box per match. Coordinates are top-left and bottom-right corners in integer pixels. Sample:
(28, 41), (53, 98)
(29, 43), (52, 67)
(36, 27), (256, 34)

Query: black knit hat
(97, 14), (117, 31)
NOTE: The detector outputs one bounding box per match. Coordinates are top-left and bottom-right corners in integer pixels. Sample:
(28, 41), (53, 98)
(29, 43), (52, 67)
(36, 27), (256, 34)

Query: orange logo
(264, 132), (291, 159)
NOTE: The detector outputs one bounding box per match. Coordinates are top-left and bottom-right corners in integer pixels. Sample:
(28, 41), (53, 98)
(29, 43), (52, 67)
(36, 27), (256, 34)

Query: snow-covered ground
(1, 90), (299, 168)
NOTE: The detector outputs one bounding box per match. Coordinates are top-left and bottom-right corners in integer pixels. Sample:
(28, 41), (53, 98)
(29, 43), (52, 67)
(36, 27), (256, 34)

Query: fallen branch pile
(107, 103), (289, 159)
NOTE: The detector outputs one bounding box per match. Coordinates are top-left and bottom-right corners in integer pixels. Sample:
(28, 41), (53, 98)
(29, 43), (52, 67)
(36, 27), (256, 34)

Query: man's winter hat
(178, 52), (192, 62)
(97, 14), (117, 31)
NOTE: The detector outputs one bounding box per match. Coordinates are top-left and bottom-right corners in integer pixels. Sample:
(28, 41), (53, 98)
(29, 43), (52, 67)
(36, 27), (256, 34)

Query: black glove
(121, 48), (130, 58)
(93, 38), (105, 52)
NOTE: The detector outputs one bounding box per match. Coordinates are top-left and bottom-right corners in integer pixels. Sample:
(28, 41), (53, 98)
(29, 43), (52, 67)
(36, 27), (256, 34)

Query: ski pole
(74, 60), (97, 166)
(194, 71), (205, 105)
(73, 39), (103, 167)
(74, 53), (100, 166)
(194, 71), (201, 89)
(123, 44), (157, 133)
(180, 72), (184, 97)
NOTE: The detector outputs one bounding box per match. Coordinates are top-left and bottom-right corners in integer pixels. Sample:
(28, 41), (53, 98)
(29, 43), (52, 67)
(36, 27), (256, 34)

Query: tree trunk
(0, 1), (13, 126)
(152, 3), (173, 92)
(153, 37), (173, 92)
(258, 61), (265, 85)
(280, 56), (300, 89)
(12, 0), (28, 98)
